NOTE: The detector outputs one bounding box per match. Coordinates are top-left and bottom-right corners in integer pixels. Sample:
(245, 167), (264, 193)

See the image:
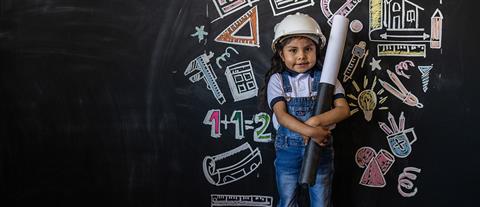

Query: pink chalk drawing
(356, 147), (395, 188)
(355, 147), (376, 168)
(375, 149), (395, 174)
(395, 60), (415, 79)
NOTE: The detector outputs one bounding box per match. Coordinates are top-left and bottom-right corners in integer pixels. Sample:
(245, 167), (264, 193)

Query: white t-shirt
(267, 71), (345, 129)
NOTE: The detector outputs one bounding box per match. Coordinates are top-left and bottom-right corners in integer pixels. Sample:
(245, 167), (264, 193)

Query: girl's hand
(302, 126), (331, 145)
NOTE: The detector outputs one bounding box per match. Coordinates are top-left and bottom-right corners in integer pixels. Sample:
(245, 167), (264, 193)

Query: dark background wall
(1, 0), (478, 206)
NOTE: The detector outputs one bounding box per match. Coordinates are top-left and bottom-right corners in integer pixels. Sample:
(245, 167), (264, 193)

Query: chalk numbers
(230, 110), (245, 139)
(203, 109), (222, 138)
(203, 109), (272, 142)
(253, 112), (271, 142)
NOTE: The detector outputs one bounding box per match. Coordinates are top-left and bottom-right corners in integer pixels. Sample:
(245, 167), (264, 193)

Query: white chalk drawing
(343, 41), (368, 83)
(216, 47), (240, 69)
(215, 6), (260, 47)
(211, 194), (273, 207)
(379, 112), (418, 158)
(225, 61), (258, 102)
(418, 65), (433, 92)
(184, 51), (226, 105)
(379, 69), (423, 108)
(191, 25), (209, 44)
(207, 1), (210, 17)
(347, 75), (389, 121)
(369, 0), (443, 56)
(397, 167), (422, 197)
(430, 9), (443, 49)
(356, 147), (395, 187)
(211, 0), (259, 22)
(395, 60), (415, 79)
(203, 142), (262, 186)
(268, 0), (315, 16)
(377, 43), (426, 57)
(320, 0), (363, 26)
(350, 19), (364, 33)
(370, 57), (382, 71)
(369, 0), (426, 41)
(203, 109), (272, 141)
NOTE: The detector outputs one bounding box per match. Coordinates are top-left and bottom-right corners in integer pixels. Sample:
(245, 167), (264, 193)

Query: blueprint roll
(320, 15), (349, 85)
(298, 14), (349, 186)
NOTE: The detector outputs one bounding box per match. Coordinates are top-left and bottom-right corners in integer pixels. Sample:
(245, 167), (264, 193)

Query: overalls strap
(281, 71), (292, 93)
(311, 69), (322, 93)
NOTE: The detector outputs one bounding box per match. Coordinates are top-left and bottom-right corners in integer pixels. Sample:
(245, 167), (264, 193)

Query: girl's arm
(272, 101), (331, 143)
(305, 97), (350, 127)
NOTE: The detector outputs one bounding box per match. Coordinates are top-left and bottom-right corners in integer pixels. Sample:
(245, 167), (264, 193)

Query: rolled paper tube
(320, 15), (349, 85)
(298, 14), (349, 186)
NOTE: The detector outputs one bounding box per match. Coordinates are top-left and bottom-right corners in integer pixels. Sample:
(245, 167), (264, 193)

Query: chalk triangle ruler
(215, 6), (260, 47)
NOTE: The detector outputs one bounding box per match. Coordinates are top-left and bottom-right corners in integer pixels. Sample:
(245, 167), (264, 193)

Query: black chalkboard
(1, 0), (478, 206)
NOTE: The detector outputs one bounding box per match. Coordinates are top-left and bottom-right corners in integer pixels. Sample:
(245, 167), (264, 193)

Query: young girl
(263, 13), (350, 207)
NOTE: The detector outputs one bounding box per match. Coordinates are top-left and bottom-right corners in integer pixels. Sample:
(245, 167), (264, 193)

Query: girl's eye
(289, 49), (296, 53)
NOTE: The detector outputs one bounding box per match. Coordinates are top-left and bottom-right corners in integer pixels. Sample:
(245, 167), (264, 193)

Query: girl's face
(279, 37), (317, 73)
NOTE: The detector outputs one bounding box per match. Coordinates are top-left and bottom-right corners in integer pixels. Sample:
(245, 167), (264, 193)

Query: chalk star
(191, 25), (208, 43)
(370, 57), (382, 71)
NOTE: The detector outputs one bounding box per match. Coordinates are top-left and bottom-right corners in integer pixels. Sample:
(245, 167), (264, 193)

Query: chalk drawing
(350, 19), (364, 33)
(370, 57), (382, 71)
(268, 0), (315, 16)
(398, 167), (422, 197)
(369, 0), (427, 41)
(430, 9), (443, 49)
(356, 147), (395, 187)
(395, 60), (415, 79)
(216, 47), (240, 69)
(369, 0), (444, 56)
(377, 43), (426, 57)
(343, 41), (368, 83)
(320, 0), (363, 26)
(347, 75), (389, 122)
(184, 51), (226, 105)
(203, 142), (262, 186)
(379, 112), (418, 158)
(379, 69), (423, 108)
(215, 6), (260, 47)
(191, 25), (209, 44)
(203, 109), (272, 142)
(211, 0), (259, 23)
(204, 109), (222, 138)
(225, 61), (258, 102)
(211, 194), (273, 207)
(253, 112), (272, 143)
(418, 65), (433, 92)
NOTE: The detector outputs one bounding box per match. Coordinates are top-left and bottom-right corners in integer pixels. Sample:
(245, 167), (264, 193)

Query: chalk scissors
(379, 69), (423, 108)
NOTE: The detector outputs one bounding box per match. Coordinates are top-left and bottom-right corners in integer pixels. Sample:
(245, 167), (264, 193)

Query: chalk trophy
(386, 128), (417, 158)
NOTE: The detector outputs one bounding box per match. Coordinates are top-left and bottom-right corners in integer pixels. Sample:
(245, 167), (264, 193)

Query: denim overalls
(274, 69), (334, 207)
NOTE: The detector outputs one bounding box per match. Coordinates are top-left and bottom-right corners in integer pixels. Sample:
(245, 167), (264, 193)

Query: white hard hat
(272, 13), (326, 52)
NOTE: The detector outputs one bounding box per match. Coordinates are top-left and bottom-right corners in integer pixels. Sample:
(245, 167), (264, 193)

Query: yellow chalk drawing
(370, 0), (382, 30)
(348, 75), (389, 121)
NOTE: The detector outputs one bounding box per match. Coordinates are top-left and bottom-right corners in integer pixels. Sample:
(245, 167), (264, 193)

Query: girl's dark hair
(258, 36), (325, 111)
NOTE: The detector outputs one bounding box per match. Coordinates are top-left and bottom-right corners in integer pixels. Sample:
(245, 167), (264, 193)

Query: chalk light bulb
(358, 89), (377, 121)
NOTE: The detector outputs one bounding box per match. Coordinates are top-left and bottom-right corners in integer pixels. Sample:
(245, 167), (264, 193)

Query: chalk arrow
(380, 32), (430, 40)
